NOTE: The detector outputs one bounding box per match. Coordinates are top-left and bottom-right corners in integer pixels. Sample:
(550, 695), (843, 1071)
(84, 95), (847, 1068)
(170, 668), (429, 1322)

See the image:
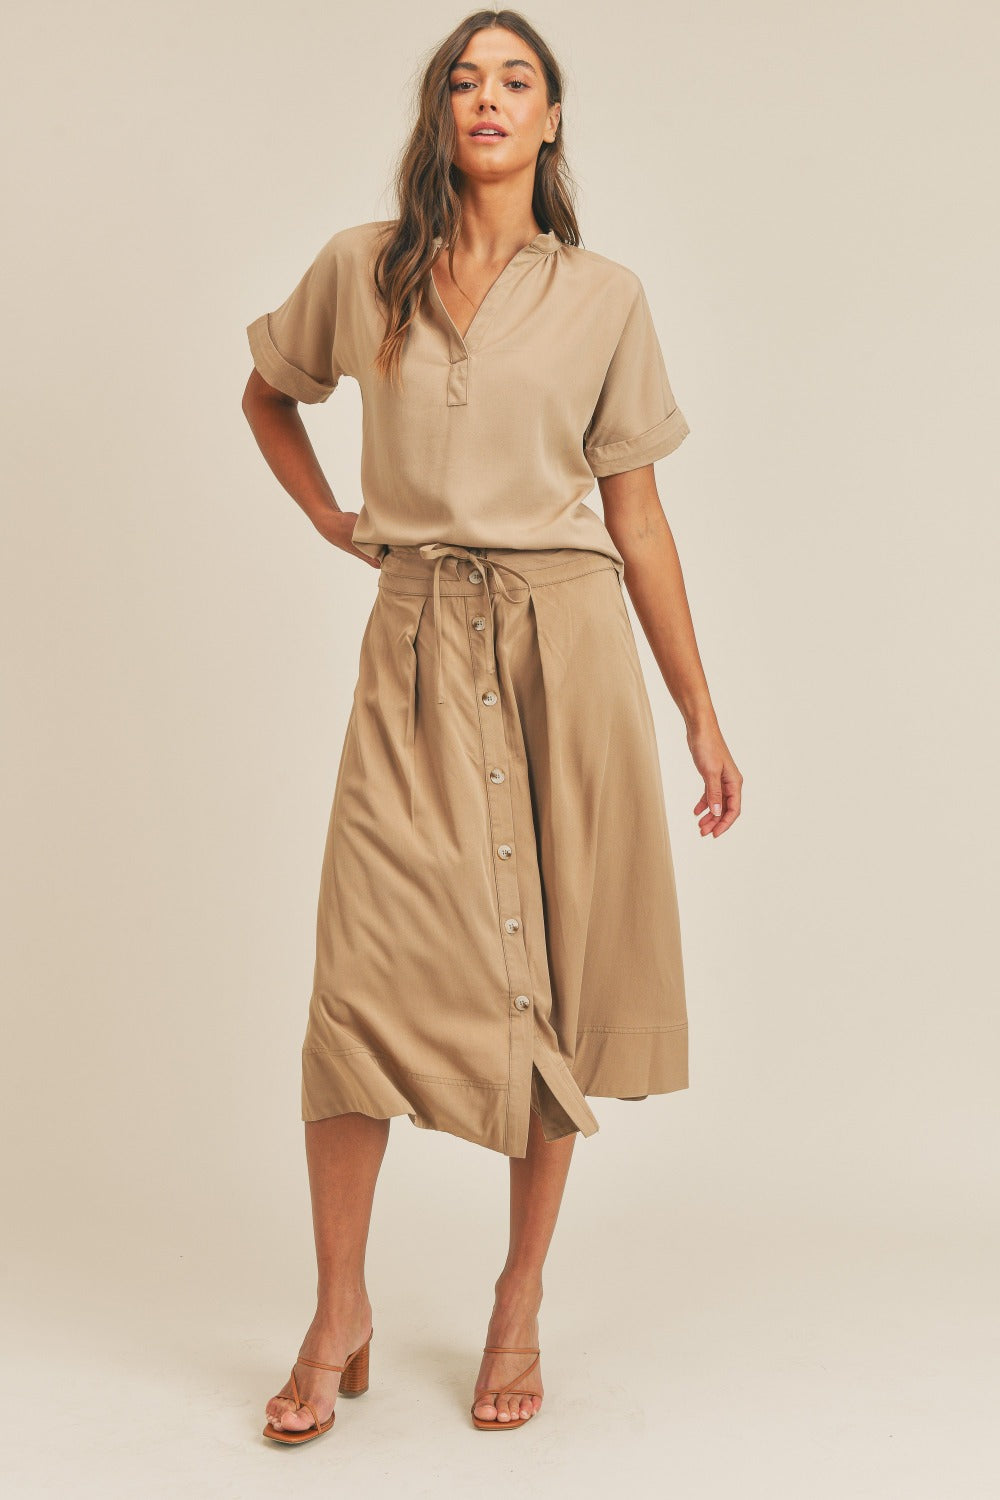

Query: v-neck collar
(427, 229), (560, 351)
(430, 229), (560, 258)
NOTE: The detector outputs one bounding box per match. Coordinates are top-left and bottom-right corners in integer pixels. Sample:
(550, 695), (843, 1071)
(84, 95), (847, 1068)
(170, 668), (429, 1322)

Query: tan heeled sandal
(470, 1344), (541, 1430)
(262, 1327), (373, 1445)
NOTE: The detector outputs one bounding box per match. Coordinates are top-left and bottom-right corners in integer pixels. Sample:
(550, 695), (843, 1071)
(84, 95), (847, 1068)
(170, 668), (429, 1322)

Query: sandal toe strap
(477, 1348), (540, 1398)
(475, 1386), (539, 1398)
(473, 1344), (542, 1412)
(299, 1398), (325, 1433)
(283, 1362), (337, 1432)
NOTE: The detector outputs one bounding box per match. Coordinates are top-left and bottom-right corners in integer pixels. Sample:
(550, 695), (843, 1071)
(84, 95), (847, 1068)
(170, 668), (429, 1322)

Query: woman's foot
(472, 1276), (544, 1424)
(264, 1292), (373, 1435)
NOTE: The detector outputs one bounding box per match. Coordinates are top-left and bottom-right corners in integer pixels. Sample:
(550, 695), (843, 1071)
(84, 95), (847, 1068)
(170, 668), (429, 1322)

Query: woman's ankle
(493, 1270), (543, 1307)
(313, 1283), (371, 1322)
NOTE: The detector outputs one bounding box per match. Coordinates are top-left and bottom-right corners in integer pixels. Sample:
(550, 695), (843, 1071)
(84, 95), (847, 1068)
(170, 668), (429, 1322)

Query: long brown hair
(371, 9), (581, 386)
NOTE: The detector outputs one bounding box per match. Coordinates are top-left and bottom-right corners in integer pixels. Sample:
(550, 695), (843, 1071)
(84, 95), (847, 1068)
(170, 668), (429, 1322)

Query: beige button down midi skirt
(302, 540), (689, 1158)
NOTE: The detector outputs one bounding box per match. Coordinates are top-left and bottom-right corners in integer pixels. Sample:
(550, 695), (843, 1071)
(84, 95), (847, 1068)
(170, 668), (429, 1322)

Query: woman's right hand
(313, 507), (382, 569)
(242, 374), (383, 568)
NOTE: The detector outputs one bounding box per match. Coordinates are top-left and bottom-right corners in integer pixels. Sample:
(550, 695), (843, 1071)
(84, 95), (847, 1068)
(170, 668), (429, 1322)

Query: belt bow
(418, 543), (534, 704)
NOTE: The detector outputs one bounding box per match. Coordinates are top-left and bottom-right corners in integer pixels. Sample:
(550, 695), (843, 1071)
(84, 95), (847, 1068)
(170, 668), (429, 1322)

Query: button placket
(415, 540), (543, 1150)
(464, 587), (536, 1138)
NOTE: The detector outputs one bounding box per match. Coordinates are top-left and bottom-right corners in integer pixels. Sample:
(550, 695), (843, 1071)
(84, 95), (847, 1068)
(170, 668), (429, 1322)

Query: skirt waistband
(378, 542), (621, 706)
(378, 541), (620, 595)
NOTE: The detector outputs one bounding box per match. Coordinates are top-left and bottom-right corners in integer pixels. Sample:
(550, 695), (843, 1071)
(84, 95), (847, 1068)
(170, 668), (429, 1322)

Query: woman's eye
(450, 78), (528, 90)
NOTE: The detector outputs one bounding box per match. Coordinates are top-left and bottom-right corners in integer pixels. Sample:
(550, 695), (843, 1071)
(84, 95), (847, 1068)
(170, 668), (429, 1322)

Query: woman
(243, 7), (741, 1442)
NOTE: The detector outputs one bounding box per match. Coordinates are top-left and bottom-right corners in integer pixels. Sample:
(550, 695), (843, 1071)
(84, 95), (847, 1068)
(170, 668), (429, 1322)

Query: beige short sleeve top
(246, 220), (690, 571)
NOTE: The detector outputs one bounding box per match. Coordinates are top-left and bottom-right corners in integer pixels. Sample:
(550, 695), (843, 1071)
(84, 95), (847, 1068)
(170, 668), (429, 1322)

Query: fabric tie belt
(418, 543), (535, 705)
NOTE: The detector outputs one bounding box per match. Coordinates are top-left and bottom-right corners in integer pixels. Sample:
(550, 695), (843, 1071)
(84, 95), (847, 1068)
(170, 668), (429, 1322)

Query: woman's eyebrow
(451, 58), (537, 75)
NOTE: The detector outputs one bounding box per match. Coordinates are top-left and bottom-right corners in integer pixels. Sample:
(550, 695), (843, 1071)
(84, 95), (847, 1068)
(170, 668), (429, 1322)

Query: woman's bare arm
(241, 367), (380, 568)
(599, 464), (742, 838)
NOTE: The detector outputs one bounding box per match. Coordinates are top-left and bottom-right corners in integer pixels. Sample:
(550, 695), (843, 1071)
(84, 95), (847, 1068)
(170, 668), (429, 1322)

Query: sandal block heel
(337, 1333), (370, 1396)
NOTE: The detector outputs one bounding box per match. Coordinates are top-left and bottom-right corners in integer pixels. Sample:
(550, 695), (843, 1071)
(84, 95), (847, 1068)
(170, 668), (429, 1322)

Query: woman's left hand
(686, 722), (742, 838)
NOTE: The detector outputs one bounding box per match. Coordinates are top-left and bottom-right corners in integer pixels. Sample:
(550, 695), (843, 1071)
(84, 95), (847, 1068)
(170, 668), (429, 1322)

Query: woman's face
(447, 26), (560, 184)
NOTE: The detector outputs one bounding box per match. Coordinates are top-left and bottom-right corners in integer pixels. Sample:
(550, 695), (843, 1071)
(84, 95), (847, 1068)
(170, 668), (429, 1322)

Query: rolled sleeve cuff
(584, 405), (690, 478)
(246, 313), (338, 404)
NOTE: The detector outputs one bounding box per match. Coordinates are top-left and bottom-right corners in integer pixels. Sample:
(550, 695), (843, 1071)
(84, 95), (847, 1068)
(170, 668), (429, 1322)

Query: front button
(482, 691), (498, 705)
(497, 844), (512, 860)
(504, 917), (520, 933)
(472, 616), (486, 630)
(469, 569), (483, 584)
(514, 994), (530, 1010)
(489, 768), (505, 783)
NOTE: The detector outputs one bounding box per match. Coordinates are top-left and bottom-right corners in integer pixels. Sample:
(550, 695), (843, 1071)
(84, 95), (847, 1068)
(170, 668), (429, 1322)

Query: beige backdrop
(3, 0), (997, 1494)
